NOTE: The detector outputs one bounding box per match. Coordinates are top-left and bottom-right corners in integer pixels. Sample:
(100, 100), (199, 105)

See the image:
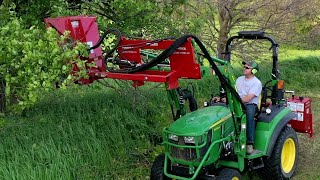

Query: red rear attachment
(287, 96), (313, 137)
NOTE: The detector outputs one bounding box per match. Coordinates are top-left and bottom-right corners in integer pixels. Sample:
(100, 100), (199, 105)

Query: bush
(0, 5), (88, 113)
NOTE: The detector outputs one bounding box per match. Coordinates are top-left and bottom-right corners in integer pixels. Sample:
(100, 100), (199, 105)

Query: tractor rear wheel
(217, 168), (241, 180)
(150, 154), (171, 180)
(261, 126), (298, 179)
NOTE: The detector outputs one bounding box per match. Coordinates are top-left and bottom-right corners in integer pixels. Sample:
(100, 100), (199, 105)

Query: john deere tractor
(151, 31), (299, 180)
(45, 16), (312, 180)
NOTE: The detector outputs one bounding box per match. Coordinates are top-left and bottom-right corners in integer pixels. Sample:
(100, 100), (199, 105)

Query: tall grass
(279, 56), (320, 96)
(0, 84), (171, 179)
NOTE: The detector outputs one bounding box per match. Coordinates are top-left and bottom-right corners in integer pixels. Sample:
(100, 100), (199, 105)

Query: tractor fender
(266, 112), (296, 156)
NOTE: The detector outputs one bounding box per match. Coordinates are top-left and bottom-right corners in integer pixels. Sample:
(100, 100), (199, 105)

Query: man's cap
(242, 60), (259, 70)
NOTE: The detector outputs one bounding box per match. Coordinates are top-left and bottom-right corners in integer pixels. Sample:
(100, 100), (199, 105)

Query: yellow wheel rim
(281, 138), (296, 173)
(232, 177), (240, 180)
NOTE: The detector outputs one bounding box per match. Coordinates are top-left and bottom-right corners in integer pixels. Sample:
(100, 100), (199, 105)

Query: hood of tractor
(167, 106), (232, 136)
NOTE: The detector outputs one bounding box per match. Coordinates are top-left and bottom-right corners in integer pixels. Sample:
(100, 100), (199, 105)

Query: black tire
(260, 126), (298, 180)
(150, 154), (171, 180)
(217, 168), (241, 180)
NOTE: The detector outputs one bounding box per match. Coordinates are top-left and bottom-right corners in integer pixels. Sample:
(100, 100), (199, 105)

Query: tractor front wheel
(261, 126), (298, 179)
(217, 168), (241, 180)
(150, 154), (171, 180)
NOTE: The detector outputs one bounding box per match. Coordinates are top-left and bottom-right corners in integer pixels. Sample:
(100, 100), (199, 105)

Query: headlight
(184, 135), (206, 144)
(184, 136), (195, 143)
(168, 134), (178, 141)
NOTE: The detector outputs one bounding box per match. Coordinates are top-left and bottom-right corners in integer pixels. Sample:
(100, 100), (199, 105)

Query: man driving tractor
(213, 60), (262, 154)
(237, 61), (262, 154)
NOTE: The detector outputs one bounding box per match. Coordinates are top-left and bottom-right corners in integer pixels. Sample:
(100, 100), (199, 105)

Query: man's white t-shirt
(236, 76), (262, 105)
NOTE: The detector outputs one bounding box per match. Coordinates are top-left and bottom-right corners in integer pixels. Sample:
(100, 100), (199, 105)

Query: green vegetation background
(0, 53), (319, 179)
(1, 0), (320, 179)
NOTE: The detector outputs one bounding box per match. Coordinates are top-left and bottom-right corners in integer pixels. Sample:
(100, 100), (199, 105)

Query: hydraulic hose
(89, 28), (122, 59)
(88, 28), (243, 108)
(108, 34), (246, 110)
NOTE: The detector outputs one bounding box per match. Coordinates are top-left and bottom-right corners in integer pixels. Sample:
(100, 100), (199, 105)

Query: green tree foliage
(1, 0), (320, 113)
(0, 5), (89, 113)
(2, 0), (81, 27)
(82, 0), (185, 38)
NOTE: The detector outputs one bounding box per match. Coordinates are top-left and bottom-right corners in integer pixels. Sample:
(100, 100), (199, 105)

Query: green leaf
(62, 65), (67, 70)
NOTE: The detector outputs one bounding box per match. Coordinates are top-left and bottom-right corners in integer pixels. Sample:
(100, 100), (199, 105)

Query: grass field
(0, 54), (319, 179)
(280, 49), (320, 61)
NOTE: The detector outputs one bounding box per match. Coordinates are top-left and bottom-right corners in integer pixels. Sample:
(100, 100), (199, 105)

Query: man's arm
(241, 94), (256, 103)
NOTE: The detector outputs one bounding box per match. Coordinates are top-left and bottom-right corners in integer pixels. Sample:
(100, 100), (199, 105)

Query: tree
(290, 1), (320, 49)
(0, 5), (88, 113)
(81, 0), (185, 38)
(2, 0), (82, 27)
(179, 0), (320, 58)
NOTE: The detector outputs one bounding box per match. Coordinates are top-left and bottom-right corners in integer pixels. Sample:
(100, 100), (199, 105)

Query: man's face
(243, 64), (253, 75)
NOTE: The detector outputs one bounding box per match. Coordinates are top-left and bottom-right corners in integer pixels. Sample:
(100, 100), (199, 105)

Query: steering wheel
(261, 80), (273, 108)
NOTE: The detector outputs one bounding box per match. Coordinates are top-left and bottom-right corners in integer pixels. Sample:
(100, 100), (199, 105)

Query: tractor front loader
(45, 16), (313, 180)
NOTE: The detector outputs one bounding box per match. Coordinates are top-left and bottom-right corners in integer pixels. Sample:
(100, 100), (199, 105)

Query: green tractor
(44, 17), (312, 179)
(151, 31), (299, 180)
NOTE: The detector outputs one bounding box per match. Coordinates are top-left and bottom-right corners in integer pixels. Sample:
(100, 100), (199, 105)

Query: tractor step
(251, 149), (262, 155)
(246, 149), (263, 159)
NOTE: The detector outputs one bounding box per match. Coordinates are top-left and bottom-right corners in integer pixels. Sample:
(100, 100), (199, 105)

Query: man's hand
(212, 97), (226, 103)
